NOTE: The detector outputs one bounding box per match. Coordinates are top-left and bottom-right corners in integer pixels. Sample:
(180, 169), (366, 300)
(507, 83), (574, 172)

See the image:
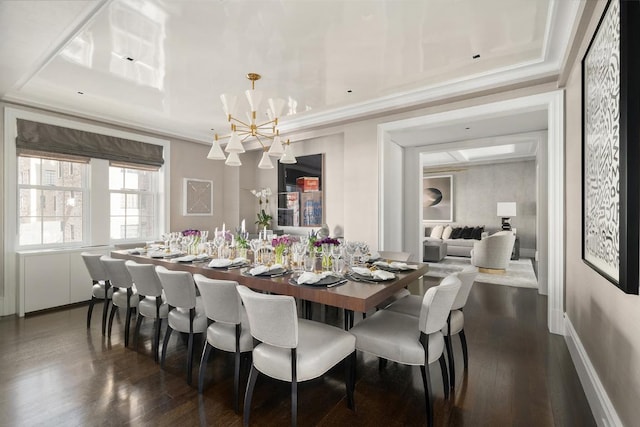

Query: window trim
(5, 107), (171, 251)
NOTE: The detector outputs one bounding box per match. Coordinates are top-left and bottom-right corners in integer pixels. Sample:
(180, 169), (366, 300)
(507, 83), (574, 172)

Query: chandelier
(207, 73), (297, 168)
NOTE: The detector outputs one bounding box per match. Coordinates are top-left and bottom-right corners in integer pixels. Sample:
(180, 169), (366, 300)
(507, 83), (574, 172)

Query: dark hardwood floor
(0, 277), (595, 426)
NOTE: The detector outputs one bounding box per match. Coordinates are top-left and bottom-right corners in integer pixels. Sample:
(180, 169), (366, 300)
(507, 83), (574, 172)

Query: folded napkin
(373, 261), (390, 268)
(249, 265), (269, 276)
(371, 270), (395, 280)
(196, 253), (209, 260)
(389, 261), (418, 270)
(351, 266), (372, 276)
(173, 255), (196, 262)
(148, 251), (166, 258)
(232, 257), (248, 265)
(296, 271), (332, 284)
(209, 258), (232, 268)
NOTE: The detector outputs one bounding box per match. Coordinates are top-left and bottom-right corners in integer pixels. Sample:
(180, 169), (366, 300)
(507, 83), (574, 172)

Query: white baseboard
(564, 314), (623, 427)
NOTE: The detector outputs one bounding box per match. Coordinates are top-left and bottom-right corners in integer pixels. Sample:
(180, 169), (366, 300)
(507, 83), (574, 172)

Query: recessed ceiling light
(472, 54), (480, 59)
(125, 56), (135, 62)
(77, 91), (84, 95)
(347, 90), (352, 93)
(465, 127), (470, 130)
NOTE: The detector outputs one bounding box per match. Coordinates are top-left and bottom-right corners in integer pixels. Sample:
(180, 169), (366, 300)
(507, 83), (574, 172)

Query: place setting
(241, 263), (290, 278)
(370, 260), (419, 272)
(207, 257), (250, 269)
(289, 271), (348, 288)
(345, 266), (396, 284)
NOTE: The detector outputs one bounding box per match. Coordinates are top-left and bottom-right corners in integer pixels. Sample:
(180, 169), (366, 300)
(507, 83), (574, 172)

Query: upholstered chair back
(193, 275), (242, 325)
(126, 261), (162, 297)
(452, 266), (478, 310)
(156, 266), (197, 309)
(419, 275), (461, 334)
(82, 252), (108, 281)
(100, 256), (134, 289)
(236, 285), (298, 348)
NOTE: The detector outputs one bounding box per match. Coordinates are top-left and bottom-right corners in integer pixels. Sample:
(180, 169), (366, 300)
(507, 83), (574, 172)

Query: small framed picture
(183, 178), (213, 216)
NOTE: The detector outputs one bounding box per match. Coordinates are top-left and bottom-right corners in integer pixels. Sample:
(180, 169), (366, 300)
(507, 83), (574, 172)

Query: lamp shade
(267, 135), (284, 156)
(225, 151), (242, 166)
(258, 151), (274, 169)
(280, 143), (297, 164)
(225, 131), (245, 153)
(497, 202), (517, 217)
(220, 94), (237, 117)
(207, 140), (226, 160)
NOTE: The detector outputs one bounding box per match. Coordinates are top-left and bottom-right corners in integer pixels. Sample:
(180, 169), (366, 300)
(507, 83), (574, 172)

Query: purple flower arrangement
(182, 229), (201, 237)
(314, 237), (340, 247)
(272, 235), (292, 249)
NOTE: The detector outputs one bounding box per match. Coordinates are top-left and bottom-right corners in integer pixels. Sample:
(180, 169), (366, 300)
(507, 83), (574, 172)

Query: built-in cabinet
(18, 246), (112, 316)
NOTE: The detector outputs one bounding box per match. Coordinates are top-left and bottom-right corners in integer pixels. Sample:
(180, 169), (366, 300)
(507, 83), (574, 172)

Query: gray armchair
(470, 231), (516, 271)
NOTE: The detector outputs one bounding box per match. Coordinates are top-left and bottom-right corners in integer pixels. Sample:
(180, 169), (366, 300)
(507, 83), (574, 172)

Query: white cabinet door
(24, 254), (69, 312)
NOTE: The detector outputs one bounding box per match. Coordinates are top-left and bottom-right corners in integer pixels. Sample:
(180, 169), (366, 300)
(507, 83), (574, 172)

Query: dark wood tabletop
(111, 250), (428, 313)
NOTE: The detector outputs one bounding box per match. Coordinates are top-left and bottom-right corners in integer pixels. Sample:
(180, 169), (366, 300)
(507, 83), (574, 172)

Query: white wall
(381, 137), (404, 251)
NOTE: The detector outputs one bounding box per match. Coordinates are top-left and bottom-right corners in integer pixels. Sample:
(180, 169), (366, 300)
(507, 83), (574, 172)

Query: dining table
(110, 250), (428, 329)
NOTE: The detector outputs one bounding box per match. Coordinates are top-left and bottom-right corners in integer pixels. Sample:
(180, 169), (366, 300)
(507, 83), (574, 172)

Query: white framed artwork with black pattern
(582, 0), (640, 294)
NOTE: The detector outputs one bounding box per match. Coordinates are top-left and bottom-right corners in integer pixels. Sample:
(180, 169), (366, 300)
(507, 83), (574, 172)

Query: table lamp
(497, 202), (516, 231)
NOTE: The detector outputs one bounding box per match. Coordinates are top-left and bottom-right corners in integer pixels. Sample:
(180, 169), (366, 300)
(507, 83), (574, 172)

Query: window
(17, 156), (87, 247)
(109, 166), (157, 240)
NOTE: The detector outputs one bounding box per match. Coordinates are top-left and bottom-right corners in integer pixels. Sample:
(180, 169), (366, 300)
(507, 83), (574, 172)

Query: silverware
(327, 279), (348, 288)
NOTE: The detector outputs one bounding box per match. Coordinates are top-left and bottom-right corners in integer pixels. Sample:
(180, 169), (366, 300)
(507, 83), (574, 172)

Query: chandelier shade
(258, 150), (274, 169)
(208, 73), (296, 168)
(225, 151), (242, 166)
(207, 139), (226, 160)
(280, 141), (297, 164)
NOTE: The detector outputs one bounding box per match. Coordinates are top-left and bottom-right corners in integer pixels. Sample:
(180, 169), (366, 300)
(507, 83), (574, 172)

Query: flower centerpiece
(182, 229), (201, 255)
(271, 235), (292, 265)
(315, 237), (341, 270)
(235, 228), (250, 259)
(251, 188), (273, 231)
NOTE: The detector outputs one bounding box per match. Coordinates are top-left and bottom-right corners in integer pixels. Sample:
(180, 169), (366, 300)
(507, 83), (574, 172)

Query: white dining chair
(193, 275), (253, 412)
(81, 252), (113, 335)
(349, 275), (461, 427)
(100, 256), (139, 347)
(386, 267), (477, 390)
(125, 260), (168, 362)
(236, 285), (356, 427)
(155, 266), (207, 385)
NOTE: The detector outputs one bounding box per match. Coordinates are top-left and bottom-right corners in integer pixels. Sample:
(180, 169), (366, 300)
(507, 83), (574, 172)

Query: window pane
(64, 216), (83, 243)
(124, 168), (152, 191)
(109, 167), (124, 190)
(19, 217), (42, 246)
(110, 193), (126, 215)
(59, 160), (85, 187)
(139, 216), (154, 237)
(42, 217), (64, 244)
(111, 217), (126, 240)
(18, 157), (40, 185)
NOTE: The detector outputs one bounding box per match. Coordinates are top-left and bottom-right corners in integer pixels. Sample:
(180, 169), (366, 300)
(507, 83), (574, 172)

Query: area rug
(424, 256), (538, 288)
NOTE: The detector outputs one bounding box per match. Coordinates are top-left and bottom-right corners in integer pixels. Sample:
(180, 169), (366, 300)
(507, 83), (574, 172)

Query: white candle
(215, 227), (218, 237)
(222, 223), (226, 233)
(263, 225), (267, 238)
(232, 235), (235, 246)
(241, 219), (246, 233)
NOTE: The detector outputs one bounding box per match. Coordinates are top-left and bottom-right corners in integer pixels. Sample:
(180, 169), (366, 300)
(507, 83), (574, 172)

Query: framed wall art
(423, 175), (453, 222)
(582, 0), (640, 294)
(183, 178), (213, 216)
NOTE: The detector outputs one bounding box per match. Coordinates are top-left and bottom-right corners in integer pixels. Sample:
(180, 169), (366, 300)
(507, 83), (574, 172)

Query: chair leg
(134, 315), (143, 351)
(101, 282), (111, 336)
(444, 335), (455, 390)
(124, 307), (133, 347)
(438, 354), (450, 400)
(234, 349), (241, 413)
(243, 364), (259, 427)
(378, 357), (388, 371)
(419, 365), (434, 427)
(161, 326), (173, 368)
(153, 318), (161, 363)
(87, 296), (96, 328)
(102, 299), (110, 336)
(198, 343), (212, 394)
(291, 348), (297, 427)
(460, 329), (469, 370)
(107, 305), (118, 339)
(345, 351), (356, 410)
(187, 332), (194, 385)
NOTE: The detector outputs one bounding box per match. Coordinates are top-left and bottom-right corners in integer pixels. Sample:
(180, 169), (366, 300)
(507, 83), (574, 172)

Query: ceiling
(0, 0), (580, 144)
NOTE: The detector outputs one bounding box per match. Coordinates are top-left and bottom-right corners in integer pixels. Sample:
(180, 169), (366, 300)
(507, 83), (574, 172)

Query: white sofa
(424, 225), (491, 257)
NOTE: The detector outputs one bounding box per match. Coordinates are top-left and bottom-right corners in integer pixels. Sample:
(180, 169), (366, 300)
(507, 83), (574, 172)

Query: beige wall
(564, 2), (640, 426)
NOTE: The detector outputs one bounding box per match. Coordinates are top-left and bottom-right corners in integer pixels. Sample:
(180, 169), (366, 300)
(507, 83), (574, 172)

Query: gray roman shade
(16, 119), (164, 168)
